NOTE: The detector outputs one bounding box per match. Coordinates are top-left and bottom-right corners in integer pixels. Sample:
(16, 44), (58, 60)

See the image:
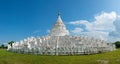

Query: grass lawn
(0, 49), (120, 64)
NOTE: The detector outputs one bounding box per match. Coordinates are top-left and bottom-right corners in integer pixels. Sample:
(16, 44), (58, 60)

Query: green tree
(1, 44), (5, 48)
(114, 41), (120, 48)
(0, 44), (7, 49)
(8, 41), (14, 47)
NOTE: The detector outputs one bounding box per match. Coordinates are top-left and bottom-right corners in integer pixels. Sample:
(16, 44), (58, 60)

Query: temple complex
(7, 12), (116, 55)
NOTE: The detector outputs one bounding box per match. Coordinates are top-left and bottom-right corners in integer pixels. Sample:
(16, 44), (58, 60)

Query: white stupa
(7, 11), (116, 55)
(50, 11), (69, 36)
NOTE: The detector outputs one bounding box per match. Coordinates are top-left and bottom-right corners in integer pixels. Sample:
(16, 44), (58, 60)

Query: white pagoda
(50, 11), (69, 36)
(7, 12), (116, 55)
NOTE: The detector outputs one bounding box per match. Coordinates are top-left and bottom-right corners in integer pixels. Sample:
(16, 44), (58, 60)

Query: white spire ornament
(50, 11), (69, 36)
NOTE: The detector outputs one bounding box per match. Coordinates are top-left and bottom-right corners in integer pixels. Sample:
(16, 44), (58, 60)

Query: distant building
(7, 12), (116, 55)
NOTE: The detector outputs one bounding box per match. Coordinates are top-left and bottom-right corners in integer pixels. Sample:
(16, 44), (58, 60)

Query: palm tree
(8, 41), (14, 47)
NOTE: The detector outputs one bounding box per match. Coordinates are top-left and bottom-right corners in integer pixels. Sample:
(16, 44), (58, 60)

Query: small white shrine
(7, 12), (116, 55)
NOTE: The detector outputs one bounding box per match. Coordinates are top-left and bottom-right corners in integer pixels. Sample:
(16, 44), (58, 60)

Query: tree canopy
(8, 41), (14, 47)
(114, 41), (120, 48)
(0, 44), (7, 49)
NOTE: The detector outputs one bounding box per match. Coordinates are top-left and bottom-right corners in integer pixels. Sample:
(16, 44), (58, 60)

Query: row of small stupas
(7, 12), (116, 55)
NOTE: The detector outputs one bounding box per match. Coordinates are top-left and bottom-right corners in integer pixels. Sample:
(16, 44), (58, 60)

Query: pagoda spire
(58, 11), (60, 16)
(57, 11), (62, 23)
(50, 11), (69, 36)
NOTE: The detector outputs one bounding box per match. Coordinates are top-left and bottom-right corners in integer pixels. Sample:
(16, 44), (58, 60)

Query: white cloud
(69, 20), (88, 25)
(69, 11), (120, 42)
(32, 30), (40, 34)
(70, 11), (116, 32)
(71, 28), (83, 34)
(80, 31), (109, 41)
(108, 16), (120, 42)
(47, 29), (50, 33)
(91, 11), (116, 31)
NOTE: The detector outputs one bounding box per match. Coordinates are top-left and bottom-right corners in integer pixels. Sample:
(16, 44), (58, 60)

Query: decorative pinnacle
(58, 11), (60, 16)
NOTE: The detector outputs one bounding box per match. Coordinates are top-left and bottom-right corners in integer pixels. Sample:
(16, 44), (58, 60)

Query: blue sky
(0, 0), (120, 44)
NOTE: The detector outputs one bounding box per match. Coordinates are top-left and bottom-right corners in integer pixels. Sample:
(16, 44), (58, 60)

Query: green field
(0, 49), (120, 64)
